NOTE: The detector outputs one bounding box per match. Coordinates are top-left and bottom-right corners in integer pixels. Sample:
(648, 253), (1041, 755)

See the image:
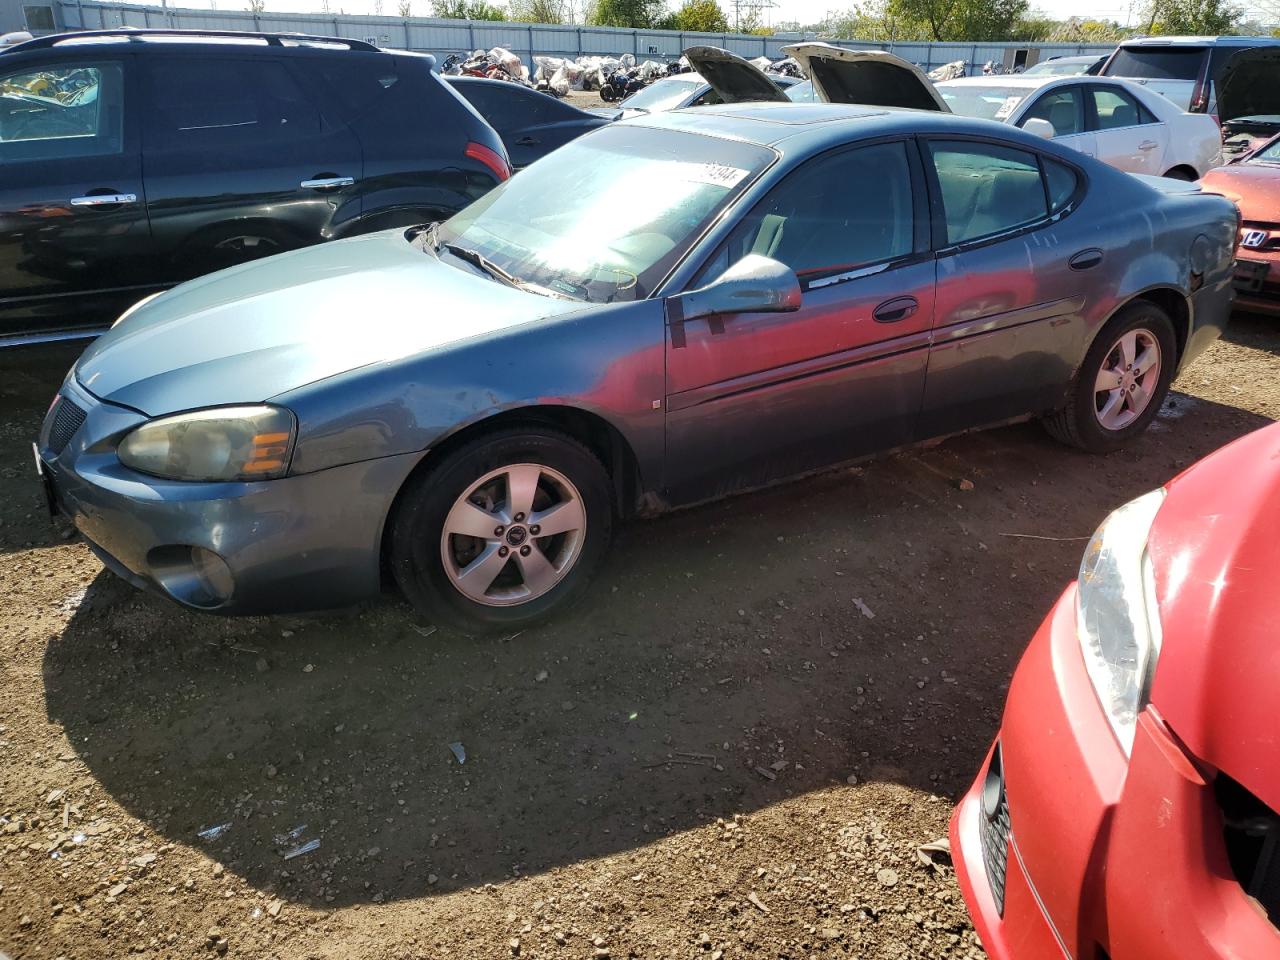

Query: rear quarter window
(1105, 47), (1207, 80)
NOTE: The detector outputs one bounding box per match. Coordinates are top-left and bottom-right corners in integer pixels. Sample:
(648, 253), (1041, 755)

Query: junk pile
(764, 56), (804, 78)
(527, 53), (680, 100)
(928, 59), (967, 81)
(441, 47), (532, 84)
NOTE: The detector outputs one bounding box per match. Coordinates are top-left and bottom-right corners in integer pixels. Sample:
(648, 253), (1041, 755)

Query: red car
(950, 423), (1280, 958)
(1201, 133), (1280, 317)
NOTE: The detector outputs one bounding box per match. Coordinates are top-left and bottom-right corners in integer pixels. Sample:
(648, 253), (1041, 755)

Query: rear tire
(389, 427), (613, 632)
(1043, 302), (1177, 453)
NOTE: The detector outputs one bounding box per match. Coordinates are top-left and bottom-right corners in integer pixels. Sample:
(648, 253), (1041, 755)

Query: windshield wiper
(441, 242), (522, 289)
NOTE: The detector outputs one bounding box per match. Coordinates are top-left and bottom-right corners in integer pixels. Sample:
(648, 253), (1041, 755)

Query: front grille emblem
(1242, 229), (1269, 249)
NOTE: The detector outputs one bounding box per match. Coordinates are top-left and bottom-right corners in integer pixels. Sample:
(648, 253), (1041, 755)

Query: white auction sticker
(678, 162), (751, 188)
(993, 95), (1024, 120)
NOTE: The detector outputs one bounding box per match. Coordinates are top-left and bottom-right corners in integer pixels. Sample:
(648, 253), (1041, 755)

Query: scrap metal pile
(441, 47), (532, 84)
(530, 53), (689, 99)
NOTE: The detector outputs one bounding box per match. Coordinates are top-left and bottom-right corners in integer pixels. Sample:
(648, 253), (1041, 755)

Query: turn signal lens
(118, 406), (296, 482)
(465, 140), (512, 182)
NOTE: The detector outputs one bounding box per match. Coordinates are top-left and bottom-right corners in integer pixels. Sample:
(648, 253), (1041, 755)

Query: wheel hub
(505, 525), (528, 547)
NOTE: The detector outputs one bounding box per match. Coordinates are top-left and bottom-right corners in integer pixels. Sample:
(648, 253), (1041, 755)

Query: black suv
(0, 29), (511, 345)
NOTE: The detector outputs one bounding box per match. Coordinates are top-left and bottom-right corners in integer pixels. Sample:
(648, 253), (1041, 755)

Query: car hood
(1200, 160), (1280, 217)
(1146, 423), (1280, 812)
(1215, 47), (1280, 125)
(681, 42), (948, 112)
(75, 230), (590, 417)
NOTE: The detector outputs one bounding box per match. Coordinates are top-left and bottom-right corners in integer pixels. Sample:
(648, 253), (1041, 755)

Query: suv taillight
(465, 141), (511, 183)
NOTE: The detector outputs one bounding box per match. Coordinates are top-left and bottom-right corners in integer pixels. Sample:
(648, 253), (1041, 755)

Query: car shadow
(42, 387), (1273, 909)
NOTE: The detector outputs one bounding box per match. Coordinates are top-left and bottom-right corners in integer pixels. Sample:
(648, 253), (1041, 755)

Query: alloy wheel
(1093, 329), (1161, 431)
(440, 463), (587, 607)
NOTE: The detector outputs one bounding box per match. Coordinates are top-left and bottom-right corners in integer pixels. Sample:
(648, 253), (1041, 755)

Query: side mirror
(1022, 117), (1055, 140)
(671, 254), (802, 323)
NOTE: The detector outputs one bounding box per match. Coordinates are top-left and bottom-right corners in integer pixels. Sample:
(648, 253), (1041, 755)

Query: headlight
(118, 406), (296, 482)
(111, 291), (163, 328)
(1076, 488), (1166, 755)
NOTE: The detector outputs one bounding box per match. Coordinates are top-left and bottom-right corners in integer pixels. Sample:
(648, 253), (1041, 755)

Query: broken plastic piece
(274, 824), (307, 844)
(197, 823), (232, 841)
(282, 838), (320, 860)
(449, 741), (466, 764)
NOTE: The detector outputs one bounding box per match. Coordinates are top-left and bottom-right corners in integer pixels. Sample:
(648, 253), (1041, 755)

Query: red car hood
(1146, 423), (1280, 812)
(1200, 161), (1280, 220)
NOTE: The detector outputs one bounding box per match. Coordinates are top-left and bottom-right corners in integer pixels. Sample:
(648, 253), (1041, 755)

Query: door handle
(516, 136), (540, 145)
(69, 193), (137, 207)
(872, 296), (918, 324)
(1069, 248), (1103, 271)
(1138, 140), (1158, 151)
(300, 176), (356, 191)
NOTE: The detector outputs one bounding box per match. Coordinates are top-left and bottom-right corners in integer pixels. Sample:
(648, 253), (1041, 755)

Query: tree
(887, 0), (1027, 40)
(510, 0), (571, 20)
(1145, 0), (1241, 34)
(432, 0), (507, 17)
(588, 0), (667, 27)
(828, 0), (929, 41)
(672, 0), (728, 31)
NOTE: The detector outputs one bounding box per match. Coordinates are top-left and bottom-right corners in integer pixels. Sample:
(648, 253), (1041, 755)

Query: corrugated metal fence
(54, 1), (1114, 73)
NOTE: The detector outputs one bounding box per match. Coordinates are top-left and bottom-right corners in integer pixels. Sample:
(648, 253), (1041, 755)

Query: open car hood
(682, 42), (949, 112)
(1215, 47), (1280, 125)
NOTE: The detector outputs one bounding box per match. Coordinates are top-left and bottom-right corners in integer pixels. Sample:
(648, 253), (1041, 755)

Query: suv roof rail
(2, 28), (379, 53)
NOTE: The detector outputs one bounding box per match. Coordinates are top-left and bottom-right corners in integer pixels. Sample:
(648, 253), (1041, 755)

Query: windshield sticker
(678, 162), (751, 189)
(993, 95), (1024, 120)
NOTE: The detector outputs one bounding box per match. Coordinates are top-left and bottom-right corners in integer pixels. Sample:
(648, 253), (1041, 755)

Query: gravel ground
(1, 311), (1277, 959)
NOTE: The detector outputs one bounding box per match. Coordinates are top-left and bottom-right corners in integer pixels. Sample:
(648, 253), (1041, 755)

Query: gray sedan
(38, 103), (1237, 630)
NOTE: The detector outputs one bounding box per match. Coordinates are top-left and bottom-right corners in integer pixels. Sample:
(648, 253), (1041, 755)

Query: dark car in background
(0, 29), (511, 346)
(445, 75), (609, 168)
(1100, 35), (1280, 116)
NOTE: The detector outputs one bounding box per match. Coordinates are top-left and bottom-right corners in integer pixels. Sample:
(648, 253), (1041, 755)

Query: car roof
(1118, 35), (1280, 46)
(937, 75), (1053, 89)
(0, 28), (385, 57)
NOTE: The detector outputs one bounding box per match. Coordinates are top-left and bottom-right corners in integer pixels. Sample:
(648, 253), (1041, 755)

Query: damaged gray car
(37, 98), (1237, 630)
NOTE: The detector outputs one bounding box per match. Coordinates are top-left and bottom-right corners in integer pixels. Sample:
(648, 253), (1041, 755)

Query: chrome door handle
(1138, 141), (1158, 151)
(300, 176), (355, 191)
(69, 193), (137, 206)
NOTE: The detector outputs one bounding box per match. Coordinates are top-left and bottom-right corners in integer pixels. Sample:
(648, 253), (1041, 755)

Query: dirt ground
(1, 311), (1278, 960)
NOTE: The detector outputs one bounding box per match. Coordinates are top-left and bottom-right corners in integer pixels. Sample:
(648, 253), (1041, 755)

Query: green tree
(433, 0), (507, 17)
(510, 0), (570, 20)
(1145, 0), (1241, 34)
(887, 0), (1028, 41)
(588, 0), (667, 27)
(672, 0), (728, 31)
(828, 0), (930, 41)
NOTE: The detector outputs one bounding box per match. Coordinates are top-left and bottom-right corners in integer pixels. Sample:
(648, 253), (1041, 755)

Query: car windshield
(435, 125), (774, 303)
(1104, 47), (1206, 80)
(785, 79), (817, 101)
(1250, 136), (1280, 163)
(938, 84), (1029, 121)
(618, 75), (703, 112)
(1024, 59), (1086, 76)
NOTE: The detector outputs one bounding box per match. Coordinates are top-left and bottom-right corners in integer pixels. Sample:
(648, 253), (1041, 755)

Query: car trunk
(1102, 45), (1207, 111)
(1215, 47), (1280, 126)
(682, 42), (948, 112)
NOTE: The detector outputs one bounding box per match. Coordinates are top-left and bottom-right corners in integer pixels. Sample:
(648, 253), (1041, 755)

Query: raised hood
(782, 42), (949, 112)
(682, 46), (789, 104)
(1145, 423), (1280, 813)
(75, 230), (588, 416)
(682, 43), (949, 112)
(1215, 47), (1280, 125)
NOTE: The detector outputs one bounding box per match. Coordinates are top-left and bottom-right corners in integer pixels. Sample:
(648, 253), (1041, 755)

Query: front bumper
(951, 584), (1280, 959)
(37, 377), (422, 614)
(1232, 250), (1280, 317)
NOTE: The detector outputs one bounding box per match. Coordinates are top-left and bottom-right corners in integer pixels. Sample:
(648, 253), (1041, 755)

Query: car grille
(47, 395), (87, 455)
(1241, 222), (1280, 251)
(1217, 775), (1280, 927)
(979, 743), (1012, 916)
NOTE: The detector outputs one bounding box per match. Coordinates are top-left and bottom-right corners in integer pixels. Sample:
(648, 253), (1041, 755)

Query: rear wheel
(389, 427), (612, 632)
(1043, 302), (1176, 453)
(1162, 166), (1197, 181)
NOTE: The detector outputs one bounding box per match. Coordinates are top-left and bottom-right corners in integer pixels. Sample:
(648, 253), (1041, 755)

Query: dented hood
(1215, 46), (1280, 125)
(682, 43), (949, 112)
(782, 42), (949, 112)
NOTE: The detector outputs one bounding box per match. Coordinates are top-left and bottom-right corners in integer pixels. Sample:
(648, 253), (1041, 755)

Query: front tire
(389, 427), (613, 632)
(1043, 302), (1177, 453)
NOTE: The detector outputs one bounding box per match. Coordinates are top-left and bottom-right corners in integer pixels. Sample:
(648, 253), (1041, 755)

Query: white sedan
(936, 75), (1221, 180)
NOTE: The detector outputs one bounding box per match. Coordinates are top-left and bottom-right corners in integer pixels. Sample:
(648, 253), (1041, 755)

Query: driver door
(663, 139), (936, 505)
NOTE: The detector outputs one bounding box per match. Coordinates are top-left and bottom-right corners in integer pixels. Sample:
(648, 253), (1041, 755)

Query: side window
(699, 141), (915, 288)
(1043, 158), (1078, 212)
(1092, 87), (1148, 130)
(145, 58), (322, 151)
(0, 61), (124, 161)
(928, 140), (1048, 245)
(690, 87), (723, 107)
(1019, 86), (1083, 137)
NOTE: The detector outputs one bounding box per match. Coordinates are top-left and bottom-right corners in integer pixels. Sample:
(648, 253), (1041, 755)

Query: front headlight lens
(118, 405), (295, 482)
(1076, 488), (1166, 755)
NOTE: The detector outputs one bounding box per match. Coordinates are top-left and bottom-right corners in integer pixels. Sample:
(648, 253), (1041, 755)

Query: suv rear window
(1105, 47), (1206, 80)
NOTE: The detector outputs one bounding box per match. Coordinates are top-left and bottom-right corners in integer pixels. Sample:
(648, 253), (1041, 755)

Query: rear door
(1088, 83), (1168, 175)
(918, 138), (1091, 435)
(0, 54), (153, 341)
(139, 53), (362, 283)
(664, 139), (936, 503)
(1016, 82), (1096, 158)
